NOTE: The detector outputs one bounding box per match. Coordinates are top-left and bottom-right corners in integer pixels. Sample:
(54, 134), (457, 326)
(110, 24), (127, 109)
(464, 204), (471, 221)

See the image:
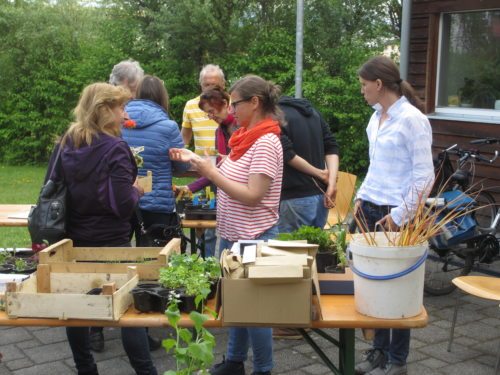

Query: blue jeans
(218, 225), (278, 373)
(203, 228), (217, 258)
(357, 200), (410, 365)
(66, 327), (157, 375)
(278, 194), (328, 233)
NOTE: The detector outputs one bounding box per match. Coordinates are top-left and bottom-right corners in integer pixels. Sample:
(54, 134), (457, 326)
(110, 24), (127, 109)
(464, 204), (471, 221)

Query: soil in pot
(315, 252), (336, 273)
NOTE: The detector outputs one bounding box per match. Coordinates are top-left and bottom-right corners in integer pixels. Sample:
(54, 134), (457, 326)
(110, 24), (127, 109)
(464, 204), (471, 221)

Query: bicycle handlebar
(470, 138), (500, 145)
(441, 147), (499, 164)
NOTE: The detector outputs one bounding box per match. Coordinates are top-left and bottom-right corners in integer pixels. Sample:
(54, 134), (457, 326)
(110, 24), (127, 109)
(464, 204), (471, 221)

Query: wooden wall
(409, 0), (500, 202)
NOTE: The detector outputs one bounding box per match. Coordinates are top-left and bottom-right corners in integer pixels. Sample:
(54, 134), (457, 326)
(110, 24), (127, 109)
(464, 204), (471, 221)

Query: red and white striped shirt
(217, 134), (283, 242)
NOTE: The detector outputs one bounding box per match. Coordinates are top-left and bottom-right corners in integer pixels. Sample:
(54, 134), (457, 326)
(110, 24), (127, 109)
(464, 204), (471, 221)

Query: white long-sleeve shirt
(356, 96), (435, 225)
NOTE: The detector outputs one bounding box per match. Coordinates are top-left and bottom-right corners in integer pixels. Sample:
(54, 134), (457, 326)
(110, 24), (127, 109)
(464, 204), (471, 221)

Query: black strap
(44, 144), (64, 184)
(135, 206), (148, 236)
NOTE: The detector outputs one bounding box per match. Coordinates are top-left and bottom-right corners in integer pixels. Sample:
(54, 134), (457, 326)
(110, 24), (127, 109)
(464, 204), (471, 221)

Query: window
(435, 10), (500, 121)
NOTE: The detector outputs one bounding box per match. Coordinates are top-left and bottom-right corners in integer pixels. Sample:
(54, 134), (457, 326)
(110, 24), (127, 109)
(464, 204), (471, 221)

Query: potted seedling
(0, 251), (14, 273)
(12, 257), (37, 274)
(203, 256), (221, 299)
(324, 224), (349, 274)
(277, 225), (337, 273)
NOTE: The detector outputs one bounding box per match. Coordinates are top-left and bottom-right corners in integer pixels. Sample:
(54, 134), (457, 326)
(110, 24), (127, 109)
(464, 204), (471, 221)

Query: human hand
(133, 179), (145, 197)
(169, 148), (202, 163)
(190, 156), (216, 178)
(324, 183), (337, 209)
(377, 214), (399, 232)
(174, 185), (192, 199)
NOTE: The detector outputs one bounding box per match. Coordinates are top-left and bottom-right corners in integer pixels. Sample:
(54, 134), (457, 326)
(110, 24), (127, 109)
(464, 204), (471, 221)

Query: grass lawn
(0, 164), (194, 249)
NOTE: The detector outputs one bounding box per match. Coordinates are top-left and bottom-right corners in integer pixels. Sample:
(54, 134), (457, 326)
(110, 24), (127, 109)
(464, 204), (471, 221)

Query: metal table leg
(298, 328), (355, 375)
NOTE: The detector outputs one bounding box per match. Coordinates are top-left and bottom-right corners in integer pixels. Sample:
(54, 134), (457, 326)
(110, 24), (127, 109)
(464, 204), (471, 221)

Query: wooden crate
(6, 264), (138, 320)
(38, 237), (180, 280)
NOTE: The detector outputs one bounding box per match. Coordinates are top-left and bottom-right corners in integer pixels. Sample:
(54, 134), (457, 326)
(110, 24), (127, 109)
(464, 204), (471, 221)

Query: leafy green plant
(329, 224), (349, 269)
(277, 225), (335, 253)
(163, 291), (216, 375)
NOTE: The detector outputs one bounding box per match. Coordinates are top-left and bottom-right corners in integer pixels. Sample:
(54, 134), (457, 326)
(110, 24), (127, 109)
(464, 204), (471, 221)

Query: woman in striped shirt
(170, 75), (283, 375)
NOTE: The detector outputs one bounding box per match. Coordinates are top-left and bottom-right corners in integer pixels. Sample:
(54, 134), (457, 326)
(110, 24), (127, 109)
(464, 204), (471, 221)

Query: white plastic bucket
(349, 233), (428, 319)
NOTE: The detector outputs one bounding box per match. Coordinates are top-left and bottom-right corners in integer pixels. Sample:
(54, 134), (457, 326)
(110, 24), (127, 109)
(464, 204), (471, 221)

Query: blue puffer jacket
(123, 99), (189, 213)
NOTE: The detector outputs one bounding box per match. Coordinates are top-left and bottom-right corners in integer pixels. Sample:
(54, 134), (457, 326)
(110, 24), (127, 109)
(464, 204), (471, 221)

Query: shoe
(272, 328), (302, 340)
(89, 330), (105, 353)
(148, 334), (162, 351)
(210, 356), (245, 375)
(366, 362), (407, 375)
(355, 349), (385, 374)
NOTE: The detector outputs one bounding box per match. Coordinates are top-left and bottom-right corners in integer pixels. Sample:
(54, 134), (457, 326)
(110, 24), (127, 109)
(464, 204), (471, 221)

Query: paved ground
(1, 267), (499, 375)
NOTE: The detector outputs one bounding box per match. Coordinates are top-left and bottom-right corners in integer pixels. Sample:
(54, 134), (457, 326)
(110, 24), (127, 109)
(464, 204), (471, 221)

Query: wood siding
(410, 1), (500, 202)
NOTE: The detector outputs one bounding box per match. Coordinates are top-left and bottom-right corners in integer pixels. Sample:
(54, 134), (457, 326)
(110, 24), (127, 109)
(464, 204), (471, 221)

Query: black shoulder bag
(28, 145), (67, 245)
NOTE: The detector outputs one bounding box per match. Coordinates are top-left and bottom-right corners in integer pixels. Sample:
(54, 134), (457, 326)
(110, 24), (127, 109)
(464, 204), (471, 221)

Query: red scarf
(228, 118), (281, 161)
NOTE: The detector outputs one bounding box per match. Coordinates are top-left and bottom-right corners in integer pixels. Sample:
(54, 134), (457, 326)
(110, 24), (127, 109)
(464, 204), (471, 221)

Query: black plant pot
(324, 265), (345, 274)
(153, 287), (172, 313)
(131, 283), (161, 312)
(315, 252), (336, 273)
(179, 294), (204, 313)
(0, 264), (14, 274)
(207, 279), (219, 300)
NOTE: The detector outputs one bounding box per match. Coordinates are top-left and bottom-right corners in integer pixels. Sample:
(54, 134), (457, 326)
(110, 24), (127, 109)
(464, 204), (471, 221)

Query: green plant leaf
(162, 338), (176, 352)
(178, 328), (193, 344)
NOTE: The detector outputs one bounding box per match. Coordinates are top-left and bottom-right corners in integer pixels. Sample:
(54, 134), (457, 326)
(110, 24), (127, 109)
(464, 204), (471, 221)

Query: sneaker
(89, 330), (105, 353)
(355, 349), (385, 374)
(366, 362), (407, 375)
(147, 334), (162, 352)
(210, 357), (245, 375)
(272, 328), (302, 340)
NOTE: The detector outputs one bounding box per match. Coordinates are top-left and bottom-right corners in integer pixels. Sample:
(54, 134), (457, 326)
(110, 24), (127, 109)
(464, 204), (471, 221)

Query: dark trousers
(66, 327), (157, 375)
(66, 241), (157, 375)
(356, 200), (410, 365)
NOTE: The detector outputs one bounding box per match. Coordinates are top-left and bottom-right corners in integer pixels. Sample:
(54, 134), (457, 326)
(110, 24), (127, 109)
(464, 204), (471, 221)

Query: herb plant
(277, 225), (335, 253)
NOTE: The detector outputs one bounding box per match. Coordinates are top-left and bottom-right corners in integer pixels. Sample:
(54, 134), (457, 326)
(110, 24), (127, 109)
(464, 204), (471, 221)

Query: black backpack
(28, 145), (67, 245)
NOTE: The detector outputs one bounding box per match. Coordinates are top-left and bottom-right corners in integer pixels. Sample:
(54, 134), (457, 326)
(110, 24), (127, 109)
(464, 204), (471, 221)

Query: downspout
(295, 0), (304, 98)
(399, 0), (412, 80)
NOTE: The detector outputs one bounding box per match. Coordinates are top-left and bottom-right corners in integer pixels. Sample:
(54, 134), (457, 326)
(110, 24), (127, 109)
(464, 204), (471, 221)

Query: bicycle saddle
(450, 170), (469, 186)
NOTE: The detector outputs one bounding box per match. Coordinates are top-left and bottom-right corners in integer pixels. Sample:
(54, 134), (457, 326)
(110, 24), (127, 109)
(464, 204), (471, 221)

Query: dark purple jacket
(49, 133), (139, 246)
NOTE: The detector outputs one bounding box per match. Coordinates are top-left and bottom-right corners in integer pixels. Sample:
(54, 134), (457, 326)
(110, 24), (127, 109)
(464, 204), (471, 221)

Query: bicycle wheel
(473, 191), (497, 234)
(424, 246), (474, 296)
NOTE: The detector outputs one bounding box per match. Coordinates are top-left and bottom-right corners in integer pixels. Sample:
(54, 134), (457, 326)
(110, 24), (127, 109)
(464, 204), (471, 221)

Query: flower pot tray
(184, 207), (216, 221)
(318, 267), (354, 295)
(37, 238), (181, 280)
(5, 264), (139, 320)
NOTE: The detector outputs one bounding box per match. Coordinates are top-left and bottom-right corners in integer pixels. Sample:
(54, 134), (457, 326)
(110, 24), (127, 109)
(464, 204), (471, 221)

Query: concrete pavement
(0, 273), (499, 375)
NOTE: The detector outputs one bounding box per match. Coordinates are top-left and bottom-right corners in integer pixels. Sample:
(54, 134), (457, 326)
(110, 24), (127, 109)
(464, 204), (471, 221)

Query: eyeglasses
(230, 98), (251, 110)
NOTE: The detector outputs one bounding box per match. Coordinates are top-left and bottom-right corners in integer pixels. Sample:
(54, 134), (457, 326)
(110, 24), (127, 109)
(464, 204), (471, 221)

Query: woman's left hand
(169, 148), (201, 163)
(377, 214), (399, 231)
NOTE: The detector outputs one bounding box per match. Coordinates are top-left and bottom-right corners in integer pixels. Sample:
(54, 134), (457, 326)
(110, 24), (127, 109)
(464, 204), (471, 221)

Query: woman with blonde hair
(48, 82), (157, 375)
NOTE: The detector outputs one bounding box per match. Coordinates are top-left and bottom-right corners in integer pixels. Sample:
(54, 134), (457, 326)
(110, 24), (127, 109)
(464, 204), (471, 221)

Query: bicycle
(424, 138), (500, 296)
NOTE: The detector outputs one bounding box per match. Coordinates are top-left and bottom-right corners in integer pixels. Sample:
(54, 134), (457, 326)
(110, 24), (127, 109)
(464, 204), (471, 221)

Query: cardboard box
(137, 171), (153, 193)
(220, 241), (322, 327)
(6, 264), (139, 320)
(38, 238), (180, 280)
(318, 267), (354, 295)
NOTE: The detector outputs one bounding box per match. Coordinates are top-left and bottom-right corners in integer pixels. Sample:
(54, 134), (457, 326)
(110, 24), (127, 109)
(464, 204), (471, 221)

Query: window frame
(432, 10), (500, 124)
